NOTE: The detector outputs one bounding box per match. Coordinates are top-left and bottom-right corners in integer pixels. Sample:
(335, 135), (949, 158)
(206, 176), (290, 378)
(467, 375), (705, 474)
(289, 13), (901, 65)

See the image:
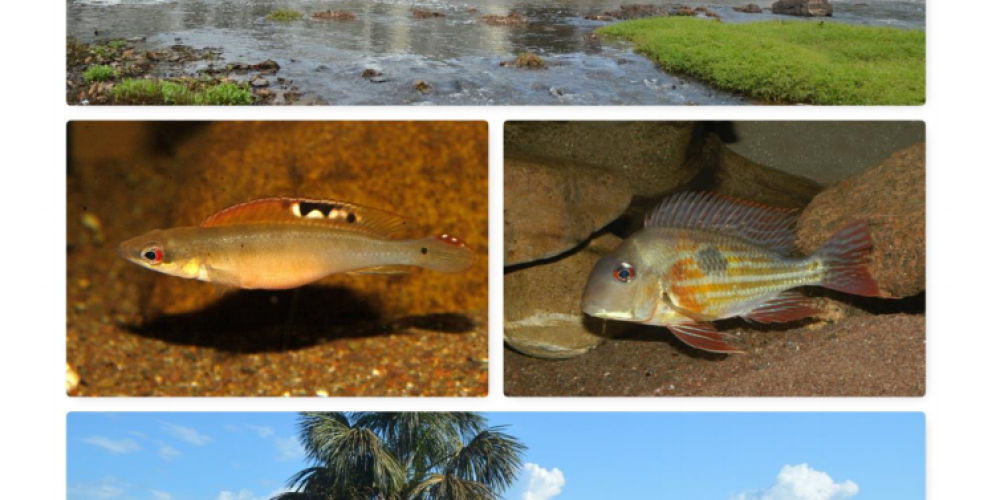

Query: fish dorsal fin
(201, 198), (411, 236)
(646, 192), (798, 255)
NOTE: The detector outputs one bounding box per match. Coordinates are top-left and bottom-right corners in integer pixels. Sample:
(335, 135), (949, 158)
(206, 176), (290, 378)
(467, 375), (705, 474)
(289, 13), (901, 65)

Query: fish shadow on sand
(126, 285), (476, 353)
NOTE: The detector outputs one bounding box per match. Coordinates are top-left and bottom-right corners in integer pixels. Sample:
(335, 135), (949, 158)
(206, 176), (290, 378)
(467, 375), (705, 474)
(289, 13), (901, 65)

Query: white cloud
(150, 490), (173, 500)
(733, 464), (860, 500)
(158, 442), (182, 461)
(521, 463), (565, 500)
(275, 435), (305, 462)
(81, 436), (142, 454)
(68, 476), (128, 500)
(160, 421), (213, 446)
(248, 425), (276, 438)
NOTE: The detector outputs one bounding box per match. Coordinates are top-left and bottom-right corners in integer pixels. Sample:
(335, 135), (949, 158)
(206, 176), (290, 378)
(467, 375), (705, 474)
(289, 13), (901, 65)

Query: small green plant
(107, 39), (128, 50)
(203, 82), (253, 105)
(266, 9), (304, 22)
(83, 65), (117, 83)
(108, 78), (253, 105)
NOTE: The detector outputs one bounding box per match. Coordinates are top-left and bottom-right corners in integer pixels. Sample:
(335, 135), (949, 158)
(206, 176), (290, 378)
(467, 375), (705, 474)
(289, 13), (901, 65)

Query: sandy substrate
(505, 314), (925, 397)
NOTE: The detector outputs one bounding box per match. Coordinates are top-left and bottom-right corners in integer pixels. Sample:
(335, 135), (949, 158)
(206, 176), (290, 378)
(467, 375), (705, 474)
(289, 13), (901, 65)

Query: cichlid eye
(613, 263), (635, 283)
(141, 246), (163, 265)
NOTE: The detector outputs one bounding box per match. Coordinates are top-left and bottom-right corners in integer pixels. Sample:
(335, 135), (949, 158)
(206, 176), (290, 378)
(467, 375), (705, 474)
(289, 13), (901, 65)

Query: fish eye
(613, 263), (635, 283)
(141, 246), (163, 265)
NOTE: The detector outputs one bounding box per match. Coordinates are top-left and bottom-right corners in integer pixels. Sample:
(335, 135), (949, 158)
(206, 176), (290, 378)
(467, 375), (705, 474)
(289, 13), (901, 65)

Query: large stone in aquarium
(504, 122), (700, 198)
(504, 157), (631, 266)
(143, 122), (489, 319)
(505, 232), (629, 359)
(772, 0), (833, 17)
(796, 143), (925, 298)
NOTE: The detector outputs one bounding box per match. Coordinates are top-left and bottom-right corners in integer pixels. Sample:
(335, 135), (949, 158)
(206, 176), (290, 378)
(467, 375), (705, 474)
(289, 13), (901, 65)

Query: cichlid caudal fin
(814, 220), (881, 297)
(413, 234), (475, 274)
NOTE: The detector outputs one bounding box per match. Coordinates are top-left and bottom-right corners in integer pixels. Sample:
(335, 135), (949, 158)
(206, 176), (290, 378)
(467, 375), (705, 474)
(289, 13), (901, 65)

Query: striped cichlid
(581, 192), (881, 353)
(118, 197), (474, 289)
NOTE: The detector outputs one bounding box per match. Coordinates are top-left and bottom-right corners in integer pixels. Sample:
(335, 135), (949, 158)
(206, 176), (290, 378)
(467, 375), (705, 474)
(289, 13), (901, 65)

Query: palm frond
(443, 427), (526, 494)
(407, 473), (495, 500)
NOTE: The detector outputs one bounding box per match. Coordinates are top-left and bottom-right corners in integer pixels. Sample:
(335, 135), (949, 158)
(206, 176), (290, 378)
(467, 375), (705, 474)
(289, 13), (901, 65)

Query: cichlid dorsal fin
(201, 197), (411, 237)
(646, 192), (799, 255)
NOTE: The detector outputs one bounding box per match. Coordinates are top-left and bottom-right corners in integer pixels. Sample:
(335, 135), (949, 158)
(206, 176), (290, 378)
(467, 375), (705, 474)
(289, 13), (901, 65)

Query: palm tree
(274, 412), (526, 500)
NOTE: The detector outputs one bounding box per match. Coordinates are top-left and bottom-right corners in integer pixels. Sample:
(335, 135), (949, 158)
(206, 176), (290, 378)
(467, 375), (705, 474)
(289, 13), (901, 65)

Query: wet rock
(143, 123), (488, 319)
(504, 122), (701, 198)
(797, 143), (925, 298)
(311, 10), (356, 21)
(605, 4), (668, 20)
(504, 157), (631, 266)
(734, 4), (763, 13)
(479, 12), (528, 26)
(249, 74), (269, 87)
(675, 6), (698, 16)
(584, 14), (614, 21)
(413, 9), (446, 19)
(503, 52), (546, 69)
(413, 80), (432, 93)
(772, 0), (833, 17)
(505, 233), (630, 359)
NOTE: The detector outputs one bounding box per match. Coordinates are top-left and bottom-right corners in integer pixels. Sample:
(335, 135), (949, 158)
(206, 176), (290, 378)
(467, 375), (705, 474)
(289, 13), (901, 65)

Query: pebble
(81, 213), (105, 244)
(66, 364), (80, 394)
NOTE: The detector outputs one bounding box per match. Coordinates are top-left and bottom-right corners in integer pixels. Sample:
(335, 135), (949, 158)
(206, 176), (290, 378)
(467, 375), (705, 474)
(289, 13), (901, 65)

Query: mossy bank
(598, 17), (925, 105)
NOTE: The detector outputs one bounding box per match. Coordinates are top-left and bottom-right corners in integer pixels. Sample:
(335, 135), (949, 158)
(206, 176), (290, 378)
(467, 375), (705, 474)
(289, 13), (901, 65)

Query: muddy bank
(66, 122), (488, 397)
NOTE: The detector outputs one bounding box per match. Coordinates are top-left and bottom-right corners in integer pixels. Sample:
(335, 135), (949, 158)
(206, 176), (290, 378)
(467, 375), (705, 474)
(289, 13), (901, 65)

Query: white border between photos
(4, 0), (1000, 497)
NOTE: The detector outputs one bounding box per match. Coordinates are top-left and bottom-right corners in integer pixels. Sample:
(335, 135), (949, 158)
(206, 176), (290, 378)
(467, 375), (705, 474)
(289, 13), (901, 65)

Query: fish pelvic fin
(814, 220), (882, 297)
(666, 322), (744, 354)
(413, 234), (475, 274)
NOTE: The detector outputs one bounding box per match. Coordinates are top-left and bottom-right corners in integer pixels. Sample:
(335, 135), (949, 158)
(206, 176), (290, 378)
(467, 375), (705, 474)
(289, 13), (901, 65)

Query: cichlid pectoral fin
(347, 265), (414, 276)
(666, 322), (744, 354)
(662, 292), (717, 323)
(743, 292), (820, 323)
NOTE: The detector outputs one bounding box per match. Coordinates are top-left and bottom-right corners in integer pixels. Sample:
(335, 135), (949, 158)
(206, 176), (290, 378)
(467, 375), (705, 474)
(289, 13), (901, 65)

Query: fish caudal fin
(666, 322), (744, 354)
(814, 220), (881, 297)
(413, 234), (475, 274)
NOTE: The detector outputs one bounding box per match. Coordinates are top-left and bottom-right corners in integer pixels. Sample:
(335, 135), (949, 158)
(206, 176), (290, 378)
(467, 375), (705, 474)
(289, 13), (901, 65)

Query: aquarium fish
(118, 197), (474, 289)
(580, 192), (880, 353)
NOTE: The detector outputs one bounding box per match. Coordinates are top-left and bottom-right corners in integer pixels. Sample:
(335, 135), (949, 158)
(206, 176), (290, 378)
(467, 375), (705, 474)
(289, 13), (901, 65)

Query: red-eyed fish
(581, 192), (881, 353)
(117, 197), (474, 289)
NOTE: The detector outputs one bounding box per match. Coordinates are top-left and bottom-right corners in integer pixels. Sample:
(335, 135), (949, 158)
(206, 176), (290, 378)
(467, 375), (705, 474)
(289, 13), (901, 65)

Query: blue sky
(68, 412), (924, 500)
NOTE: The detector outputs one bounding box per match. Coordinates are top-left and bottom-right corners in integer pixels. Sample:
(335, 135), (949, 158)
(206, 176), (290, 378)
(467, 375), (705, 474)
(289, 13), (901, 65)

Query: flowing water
(67, 0), (925, 105)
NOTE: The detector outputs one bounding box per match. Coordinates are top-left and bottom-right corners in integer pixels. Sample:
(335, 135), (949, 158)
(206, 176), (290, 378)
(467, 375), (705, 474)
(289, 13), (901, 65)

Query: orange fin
(666, 322), (744, 354)
(663, 292), (716, 323)
(201, 198), (411, 236)
(646, 191), (798, 255)
(743, 292), (820, 323)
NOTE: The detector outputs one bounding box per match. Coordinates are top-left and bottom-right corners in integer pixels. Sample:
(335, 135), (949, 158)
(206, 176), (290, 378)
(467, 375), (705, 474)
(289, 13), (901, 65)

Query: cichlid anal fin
(666, 322), (744, 354)
(201, 197), (411, 237)
(646, 191), (799, 255)
(347, 265), (414, 276)
(743, 292), (820, 323)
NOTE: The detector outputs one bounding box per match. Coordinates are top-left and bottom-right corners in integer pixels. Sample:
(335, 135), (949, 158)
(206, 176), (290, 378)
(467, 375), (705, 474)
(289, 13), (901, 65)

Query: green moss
(598, 17), (925, 105)
(107, 39), (128, 50)
(83, 65), (117, 83)
(266, 9), (304, 22)
(108, 79), (252, 105)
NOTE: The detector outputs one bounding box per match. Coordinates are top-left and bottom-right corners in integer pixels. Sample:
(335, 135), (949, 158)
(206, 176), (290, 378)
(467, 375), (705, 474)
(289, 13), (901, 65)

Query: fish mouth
(115, 244), (131, 261)
(581, 303), (632, 321)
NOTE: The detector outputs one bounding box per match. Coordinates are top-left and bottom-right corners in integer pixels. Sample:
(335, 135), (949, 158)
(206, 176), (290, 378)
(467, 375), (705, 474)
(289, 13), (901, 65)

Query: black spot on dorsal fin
(298, 201), (343, 218)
